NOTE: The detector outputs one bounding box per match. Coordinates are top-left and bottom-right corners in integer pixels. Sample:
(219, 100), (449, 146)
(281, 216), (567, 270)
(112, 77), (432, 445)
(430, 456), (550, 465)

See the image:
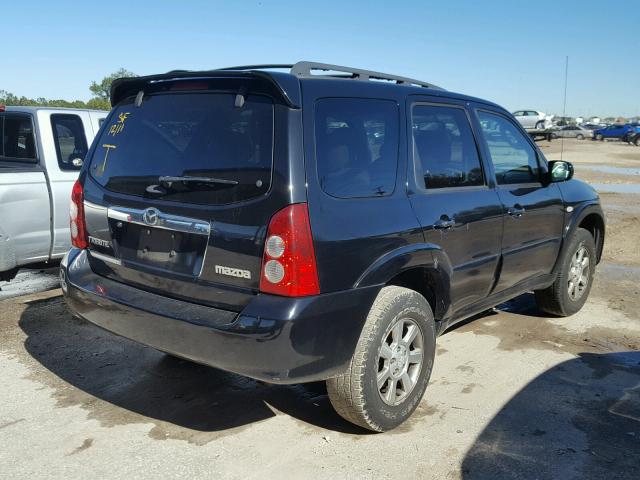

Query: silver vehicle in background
(553, 125), (593, 140)
(0, 105), (106, 281)
(512, 110), (553, 130)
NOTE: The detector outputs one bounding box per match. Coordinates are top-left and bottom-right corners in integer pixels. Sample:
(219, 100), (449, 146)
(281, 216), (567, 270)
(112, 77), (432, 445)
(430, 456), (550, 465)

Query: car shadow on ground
(461, 350), (640, 479)
(18, 296), (369, 438)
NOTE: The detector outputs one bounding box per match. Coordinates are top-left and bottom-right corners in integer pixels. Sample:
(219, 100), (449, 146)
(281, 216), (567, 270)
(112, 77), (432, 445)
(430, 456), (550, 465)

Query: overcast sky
(3, 0), (638, 117)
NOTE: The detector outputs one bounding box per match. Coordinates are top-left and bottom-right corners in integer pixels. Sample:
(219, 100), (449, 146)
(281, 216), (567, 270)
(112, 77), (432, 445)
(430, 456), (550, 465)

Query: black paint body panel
(63, 69), (605, 383)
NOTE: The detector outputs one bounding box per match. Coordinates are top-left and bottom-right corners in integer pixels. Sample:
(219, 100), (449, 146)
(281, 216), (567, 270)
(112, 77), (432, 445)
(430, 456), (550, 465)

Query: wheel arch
(553, 202), (605, 275)
(354, 244), (453, 321)
(578, 211), (605, 263)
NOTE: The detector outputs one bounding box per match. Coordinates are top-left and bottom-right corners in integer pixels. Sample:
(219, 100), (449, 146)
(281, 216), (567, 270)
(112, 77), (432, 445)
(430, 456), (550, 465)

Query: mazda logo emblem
(142, 207), (159, 226)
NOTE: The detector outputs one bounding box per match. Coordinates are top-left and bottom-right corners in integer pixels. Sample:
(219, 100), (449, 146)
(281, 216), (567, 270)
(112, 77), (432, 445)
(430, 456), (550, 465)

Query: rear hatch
(82, 77), (297, 311)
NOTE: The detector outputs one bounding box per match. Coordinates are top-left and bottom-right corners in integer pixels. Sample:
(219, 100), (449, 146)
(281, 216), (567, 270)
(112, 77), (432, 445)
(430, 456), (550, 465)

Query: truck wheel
(535, 228), (596, 317)
(326, 286), (436, 432)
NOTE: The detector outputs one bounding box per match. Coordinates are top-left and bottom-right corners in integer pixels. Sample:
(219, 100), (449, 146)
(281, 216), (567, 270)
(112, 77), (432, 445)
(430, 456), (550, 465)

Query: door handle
(434, 217), (456, 230)
(507, 205), (526, 218)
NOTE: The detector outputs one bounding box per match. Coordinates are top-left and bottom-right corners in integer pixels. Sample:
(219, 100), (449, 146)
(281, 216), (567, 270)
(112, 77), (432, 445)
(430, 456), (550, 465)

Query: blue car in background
(593, 124), (640, 141)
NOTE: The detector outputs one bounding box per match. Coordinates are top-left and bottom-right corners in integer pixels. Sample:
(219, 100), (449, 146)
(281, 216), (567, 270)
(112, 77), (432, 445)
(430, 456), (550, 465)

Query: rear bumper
(61, 248), (379, 384)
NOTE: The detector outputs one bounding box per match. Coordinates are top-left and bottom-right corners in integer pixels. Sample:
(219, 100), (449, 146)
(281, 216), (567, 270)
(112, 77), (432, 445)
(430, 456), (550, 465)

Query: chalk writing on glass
(94, 143), (117, 177)
(109, 112), (131, 137)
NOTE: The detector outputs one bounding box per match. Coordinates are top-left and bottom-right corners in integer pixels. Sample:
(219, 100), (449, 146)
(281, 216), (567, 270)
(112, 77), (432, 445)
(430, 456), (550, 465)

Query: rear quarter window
(315, 98), (398, 198)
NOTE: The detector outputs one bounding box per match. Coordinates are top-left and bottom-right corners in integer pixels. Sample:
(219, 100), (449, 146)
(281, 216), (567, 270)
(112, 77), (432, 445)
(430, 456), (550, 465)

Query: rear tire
(535, 121), (545, 130)
(576, 134), (584, 140)
(535, 228), (596, 316)
(326, 286), (436, 432)
(635, 136), (640, 147)
(596, 134), (604, 141)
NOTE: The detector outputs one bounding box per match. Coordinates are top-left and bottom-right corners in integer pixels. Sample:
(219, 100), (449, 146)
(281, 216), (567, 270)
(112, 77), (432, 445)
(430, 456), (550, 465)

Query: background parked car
(0, 105), (107, 281)
(512, 110), (553, 130)
(593, 124), (638, 141)
(622, 124), (640, 143)
(553, 125), (593, 140)
(580, 123), (603, 130)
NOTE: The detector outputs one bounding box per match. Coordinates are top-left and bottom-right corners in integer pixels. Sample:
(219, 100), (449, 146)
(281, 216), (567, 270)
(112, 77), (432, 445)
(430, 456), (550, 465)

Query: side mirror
(548, 160), (574, 182)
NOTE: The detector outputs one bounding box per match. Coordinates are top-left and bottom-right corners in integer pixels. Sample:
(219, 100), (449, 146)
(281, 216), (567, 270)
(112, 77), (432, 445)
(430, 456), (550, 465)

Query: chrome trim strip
(83, 200), (108, 213)
(107, 206), (211, 236)
(89, 250), (122, 265)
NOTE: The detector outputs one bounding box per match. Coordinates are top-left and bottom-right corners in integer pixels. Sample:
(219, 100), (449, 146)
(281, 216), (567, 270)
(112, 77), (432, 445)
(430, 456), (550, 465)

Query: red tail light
(259, 203), (320, 297)
(70, 180), (88, 249)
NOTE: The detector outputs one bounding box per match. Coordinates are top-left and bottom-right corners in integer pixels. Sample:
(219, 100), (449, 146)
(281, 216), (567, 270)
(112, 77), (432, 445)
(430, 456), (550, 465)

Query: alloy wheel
(568, 246), (590, 301)
(377, 318), (423, 406)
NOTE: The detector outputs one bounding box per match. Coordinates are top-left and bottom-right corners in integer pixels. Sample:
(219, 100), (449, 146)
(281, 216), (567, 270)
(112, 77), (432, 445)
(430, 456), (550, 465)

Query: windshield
(89, 92), (274, 204)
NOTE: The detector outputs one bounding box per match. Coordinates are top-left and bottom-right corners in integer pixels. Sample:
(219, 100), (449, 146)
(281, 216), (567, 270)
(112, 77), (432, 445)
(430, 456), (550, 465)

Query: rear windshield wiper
(158, 175), (239, 186)
(145, 175), (239, 196)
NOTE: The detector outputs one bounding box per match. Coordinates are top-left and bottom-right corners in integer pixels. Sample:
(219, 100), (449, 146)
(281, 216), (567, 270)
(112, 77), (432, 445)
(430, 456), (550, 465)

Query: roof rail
(217, 64), (294, 71)
(217, 62), (444, 90)
(290, 61), (444, 90)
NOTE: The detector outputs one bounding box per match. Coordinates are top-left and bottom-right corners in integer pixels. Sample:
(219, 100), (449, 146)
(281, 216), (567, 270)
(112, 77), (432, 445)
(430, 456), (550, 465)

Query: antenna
(560, 56), (569, 161)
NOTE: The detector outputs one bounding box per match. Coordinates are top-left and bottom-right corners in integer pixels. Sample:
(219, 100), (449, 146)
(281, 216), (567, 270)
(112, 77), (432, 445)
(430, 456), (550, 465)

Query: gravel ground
(1, 139), (639, 479)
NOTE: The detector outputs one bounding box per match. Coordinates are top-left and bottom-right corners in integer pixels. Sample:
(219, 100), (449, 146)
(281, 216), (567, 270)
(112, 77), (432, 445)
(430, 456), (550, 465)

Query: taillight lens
(70, 180), (88, 249)
(259, 203), (320, 297)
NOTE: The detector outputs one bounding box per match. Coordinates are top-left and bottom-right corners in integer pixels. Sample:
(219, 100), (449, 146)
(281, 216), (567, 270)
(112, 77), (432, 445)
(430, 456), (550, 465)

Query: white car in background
(512, 110), (553, 130)
(0, 105), (107, 281)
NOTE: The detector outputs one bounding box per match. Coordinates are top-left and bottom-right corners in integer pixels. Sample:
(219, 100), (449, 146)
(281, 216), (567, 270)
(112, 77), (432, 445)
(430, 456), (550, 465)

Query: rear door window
(477, 111), (541, 185)
(51, 114), (88, 171)
(412, 104), (484, 189)
(88, 93), (274, 205)
(1, 115), (37, 162)
(315, 98), (398, 198)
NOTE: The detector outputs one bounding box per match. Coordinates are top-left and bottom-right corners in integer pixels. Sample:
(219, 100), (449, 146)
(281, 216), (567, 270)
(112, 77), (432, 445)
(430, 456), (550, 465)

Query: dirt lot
(1, 139), (639, 479)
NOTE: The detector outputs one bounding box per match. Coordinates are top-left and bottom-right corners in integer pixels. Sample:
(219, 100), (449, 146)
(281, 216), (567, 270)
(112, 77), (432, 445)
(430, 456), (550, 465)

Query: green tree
(89, 68), (137, 101)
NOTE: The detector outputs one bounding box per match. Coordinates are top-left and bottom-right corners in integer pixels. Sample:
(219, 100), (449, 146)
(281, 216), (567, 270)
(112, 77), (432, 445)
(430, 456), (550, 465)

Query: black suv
(61, 62), (605, 432)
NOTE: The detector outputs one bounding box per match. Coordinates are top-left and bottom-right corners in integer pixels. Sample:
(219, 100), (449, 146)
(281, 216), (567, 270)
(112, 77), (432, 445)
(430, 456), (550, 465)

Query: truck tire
(535, 228), (596, 317)
(326, 286), (436, 432)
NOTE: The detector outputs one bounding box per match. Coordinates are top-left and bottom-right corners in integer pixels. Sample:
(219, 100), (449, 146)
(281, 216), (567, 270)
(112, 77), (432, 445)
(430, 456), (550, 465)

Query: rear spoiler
(110, 69), (302, 108)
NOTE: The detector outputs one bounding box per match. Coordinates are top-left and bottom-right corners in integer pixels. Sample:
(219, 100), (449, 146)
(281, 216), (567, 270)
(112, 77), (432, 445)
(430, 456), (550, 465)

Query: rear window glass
(315, 98), (398, 198)
(51, 114), (88, 171)
(1, 115), (37, 162)
(89, 93), (274, 204)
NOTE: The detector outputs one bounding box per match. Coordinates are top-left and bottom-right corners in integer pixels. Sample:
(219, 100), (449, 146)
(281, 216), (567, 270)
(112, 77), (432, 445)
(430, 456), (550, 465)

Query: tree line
(0, 68), (136, 111)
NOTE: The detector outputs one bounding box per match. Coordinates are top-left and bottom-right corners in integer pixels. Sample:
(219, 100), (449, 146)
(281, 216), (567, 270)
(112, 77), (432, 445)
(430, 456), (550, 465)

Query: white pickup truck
(0, 105), (107, 281)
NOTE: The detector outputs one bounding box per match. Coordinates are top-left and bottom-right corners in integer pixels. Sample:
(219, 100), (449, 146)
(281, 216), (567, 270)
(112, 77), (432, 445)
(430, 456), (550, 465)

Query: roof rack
(217, 61), (444, 90)
(218, 64), (294, 71)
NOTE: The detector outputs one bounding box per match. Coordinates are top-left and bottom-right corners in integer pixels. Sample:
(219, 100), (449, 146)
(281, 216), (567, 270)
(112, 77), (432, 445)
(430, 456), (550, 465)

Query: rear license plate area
(109, 220), (208, 276)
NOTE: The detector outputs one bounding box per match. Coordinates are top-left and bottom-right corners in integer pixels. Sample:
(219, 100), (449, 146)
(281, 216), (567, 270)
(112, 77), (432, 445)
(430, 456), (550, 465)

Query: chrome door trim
(107, 206), (211, 235)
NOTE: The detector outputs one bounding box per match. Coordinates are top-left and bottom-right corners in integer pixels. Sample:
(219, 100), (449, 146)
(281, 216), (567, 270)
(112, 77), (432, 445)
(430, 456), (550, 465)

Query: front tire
(596, 134), (604, 141)
(327, 286), (436, 432)
(535, 228), (596, 316)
